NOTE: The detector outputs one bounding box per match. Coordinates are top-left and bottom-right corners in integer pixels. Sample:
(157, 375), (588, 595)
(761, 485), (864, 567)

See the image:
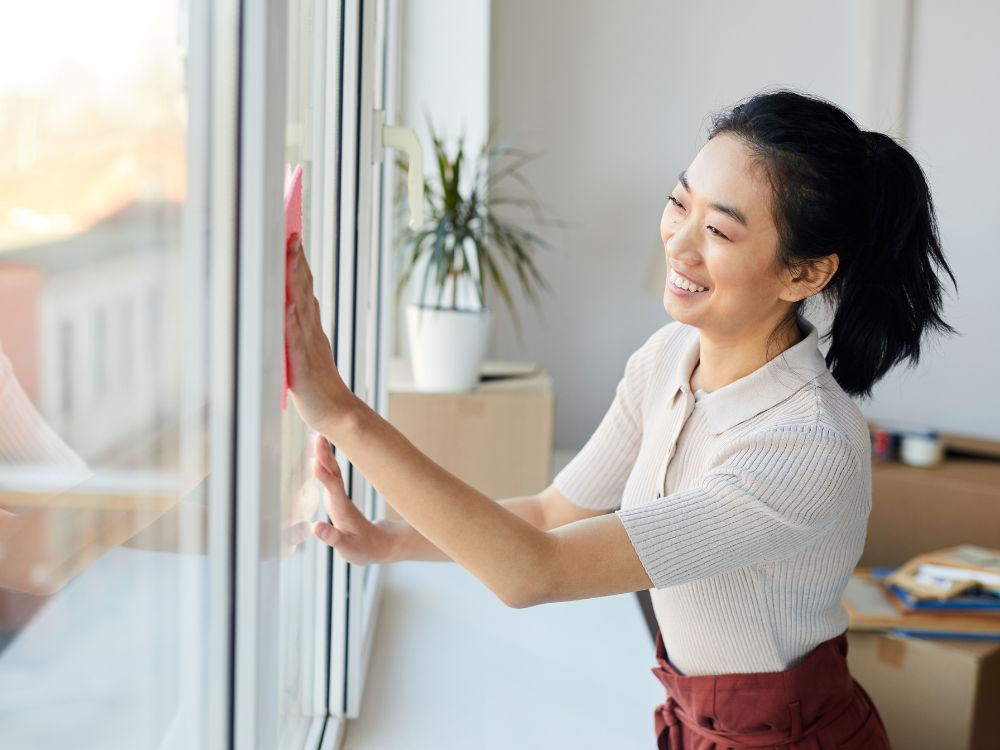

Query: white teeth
(670, 270), (708, 293)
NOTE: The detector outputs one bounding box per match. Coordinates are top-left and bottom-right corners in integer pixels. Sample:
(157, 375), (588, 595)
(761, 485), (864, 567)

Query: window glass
(0, 1), (221, 747)
(278, 0), (335, 744)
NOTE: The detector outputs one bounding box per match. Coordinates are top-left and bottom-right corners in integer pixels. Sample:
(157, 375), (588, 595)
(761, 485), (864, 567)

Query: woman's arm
(316, 402), (553, 607)
(378, 495), (544, 563)
(285, 239), (652, 608)
(378, 486), (609, 562)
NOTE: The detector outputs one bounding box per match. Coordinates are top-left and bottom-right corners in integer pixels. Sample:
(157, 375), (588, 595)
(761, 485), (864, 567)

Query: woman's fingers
(310, 457), (387, 564)
(284, 239), (350, 434)
(314, 432), (337, 475)
(289, 239), (316, 323)
(311, 518), (387, 566)
(313, 452), (360, 532)
(312, 519), (340, 546)
(309, 454), (389, 565)
(286, 236), (313, 336)
(310, 431), (356, 531)
(312, 436), (351, 527)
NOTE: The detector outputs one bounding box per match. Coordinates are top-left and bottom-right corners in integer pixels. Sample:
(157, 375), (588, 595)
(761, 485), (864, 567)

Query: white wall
(399, 0), (999, 451)
(856, 0), (1000, 440)
(394, 0), (491, 360)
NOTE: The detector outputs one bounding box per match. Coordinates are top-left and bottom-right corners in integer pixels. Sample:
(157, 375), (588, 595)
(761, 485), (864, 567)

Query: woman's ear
(780, 253), (839, 302)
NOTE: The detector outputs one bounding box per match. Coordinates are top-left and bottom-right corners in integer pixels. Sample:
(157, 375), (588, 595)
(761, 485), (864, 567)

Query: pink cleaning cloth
(283, 163), (303, 411)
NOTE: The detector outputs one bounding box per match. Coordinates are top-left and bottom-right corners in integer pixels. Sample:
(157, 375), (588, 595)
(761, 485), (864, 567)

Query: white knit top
(553, 317), (871, 676)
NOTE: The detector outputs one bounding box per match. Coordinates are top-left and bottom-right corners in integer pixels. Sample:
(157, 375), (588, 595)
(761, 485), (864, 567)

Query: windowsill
(342, 454), (662, 749)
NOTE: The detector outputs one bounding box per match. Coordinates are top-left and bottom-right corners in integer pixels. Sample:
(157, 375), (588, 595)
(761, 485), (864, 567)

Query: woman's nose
(665, 216), (702, 261)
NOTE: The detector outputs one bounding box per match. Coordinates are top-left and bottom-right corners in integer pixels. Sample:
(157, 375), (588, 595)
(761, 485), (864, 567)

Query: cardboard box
(384, 359), (554, 521)
(847, 631), (1000, 750)
(861, 458), (1000, 568)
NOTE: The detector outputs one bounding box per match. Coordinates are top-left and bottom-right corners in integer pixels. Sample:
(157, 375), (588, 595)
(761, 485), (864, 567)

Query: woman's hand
(285, 235), (356, 435)
(310, 433), (395, 564)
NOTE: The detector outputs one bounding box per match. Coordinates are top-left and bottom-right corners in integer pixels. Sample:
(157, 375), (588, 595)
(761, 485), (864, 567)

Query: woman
(285, 89), (957, 748)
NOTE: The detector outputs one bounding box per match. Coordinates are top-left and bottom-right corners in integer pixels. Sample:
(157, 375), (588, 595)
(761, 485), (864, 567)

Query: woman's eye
(668, 196), (729, 240)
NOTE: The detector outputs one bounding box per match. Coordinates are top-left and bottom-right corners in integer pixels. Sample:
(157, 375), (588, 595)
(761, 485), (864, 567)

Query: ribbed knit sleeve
(552, 324), (673, 510)
(615, 424), (862, 589)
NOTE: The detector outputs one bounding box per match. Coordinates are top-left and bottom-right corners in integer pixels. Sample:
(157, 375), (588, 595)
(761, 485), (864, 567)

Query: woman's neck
(691, 320), (803, 394)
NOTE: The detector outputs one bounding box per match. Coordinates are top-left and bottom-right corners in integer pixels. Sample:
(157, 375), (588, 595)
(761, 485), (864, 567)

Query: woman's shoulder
(813, 371), (872, 458)
(760, 370), (871, 464)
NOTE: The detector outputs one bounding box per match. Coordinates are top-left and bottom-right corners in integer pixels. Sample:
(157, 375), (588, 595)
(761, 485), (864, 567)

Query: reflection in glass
(0, 1), (214, 747)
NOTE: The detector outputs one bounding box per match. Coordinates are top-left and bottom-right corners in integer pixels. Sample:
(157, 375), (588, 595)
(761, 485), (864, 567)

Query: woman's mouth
(668, 269), (709, 295)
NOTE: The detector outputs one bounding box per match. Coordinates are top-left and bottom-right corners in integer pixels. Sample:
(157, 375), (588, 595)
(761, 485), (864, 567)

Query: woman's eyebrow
(677, 170), (750, 228)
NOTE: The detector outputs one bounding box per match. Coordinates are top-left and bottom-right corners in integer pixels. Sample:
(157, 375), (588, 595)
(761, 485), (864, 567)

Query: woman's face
(660, 133), (791, 340)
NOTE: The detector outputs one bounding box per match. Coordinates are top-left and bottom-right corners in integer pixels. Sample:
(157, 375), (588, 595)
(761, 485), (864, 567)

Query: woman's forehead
(683, 134), (773, 226)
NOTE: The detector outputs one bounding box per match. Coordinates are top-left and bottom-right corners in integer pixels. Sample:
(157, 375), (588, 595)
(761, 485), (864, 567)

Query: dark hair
(706, 88), (958, 400)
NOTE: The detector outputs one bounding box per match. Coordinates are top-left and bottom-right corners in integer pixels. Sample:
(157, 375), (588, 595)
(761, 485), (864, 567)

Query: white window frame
(330, 0), (396, 723)
(231, 0), (393, 747)
(233, 0), (289, 747)
(189, 0), (241, 748)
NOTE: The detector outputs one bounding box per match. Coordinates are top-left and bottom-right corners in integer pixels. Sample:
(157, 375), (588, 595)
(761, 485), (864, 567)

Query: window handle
(373, 109), (424, 229)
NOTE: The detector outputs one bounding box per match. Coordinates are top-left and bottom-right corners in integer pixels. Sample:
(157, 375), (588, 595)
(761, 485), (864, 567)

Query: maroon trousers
(651, 630), (892, 749)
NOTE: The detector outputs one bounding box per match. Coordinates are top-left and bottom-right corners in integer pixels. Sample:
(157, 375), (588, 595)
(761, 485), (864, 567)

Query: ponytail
(823, 130), (957, 398)
(707, 89), (958, 400)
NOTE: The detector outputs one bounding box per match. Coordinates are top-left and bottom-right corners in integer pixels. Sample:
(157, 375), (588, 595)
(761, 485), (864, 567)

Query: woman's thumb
(313, 520), (340, 545)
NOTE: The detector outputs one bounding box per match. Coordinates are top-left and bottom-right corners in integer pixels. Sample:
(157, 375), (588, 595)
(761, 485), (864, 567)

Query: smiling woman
(284, 88), (956, 749)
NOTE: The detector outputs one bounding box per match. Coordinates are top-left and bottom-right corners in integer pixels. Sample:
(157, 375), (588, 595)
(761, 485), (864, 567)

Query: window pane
(0, 2), (223, 747)
(278, 0), (333, 745)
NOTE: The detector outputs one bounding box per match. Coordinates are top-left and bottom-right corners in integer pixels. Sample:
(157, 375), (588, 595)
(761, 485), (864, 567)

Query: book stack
(843, 545), (1000, 640)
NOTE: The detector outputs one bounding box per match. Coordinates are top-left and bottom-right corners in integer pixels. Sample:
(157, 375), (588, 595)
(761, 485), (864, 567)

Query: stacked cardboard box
(384, 358), (554, 522)
(847, 633), (1000, 750)
(848, 430), (1000, 750)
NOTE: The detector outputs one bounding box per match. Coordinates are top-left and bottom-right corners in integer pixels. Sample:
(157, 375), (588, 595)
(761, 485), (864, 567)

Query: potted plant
(392, 118), (560, 392)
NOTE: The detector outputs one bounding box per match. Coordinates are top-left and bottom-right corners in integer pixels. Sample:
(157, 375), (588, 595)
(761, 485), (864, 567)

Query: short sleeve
(552, 324), (674, 511)
(614, 425), (862, 589)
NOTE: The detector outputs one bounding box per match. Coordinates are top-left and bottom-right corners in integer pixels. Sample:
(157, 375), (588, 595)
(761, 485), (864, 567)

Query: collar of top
(668, 317), (830, 435)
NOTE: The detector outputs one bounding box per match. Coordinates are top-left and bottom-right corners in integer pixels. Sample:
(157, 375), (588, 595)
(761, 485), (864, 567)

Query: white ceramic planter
(405, 304), (493, 392)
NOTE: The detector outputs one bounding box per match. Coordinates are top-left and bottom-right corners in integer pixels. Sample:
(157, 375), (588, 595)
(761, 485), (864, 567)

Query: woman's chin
(663, 296), (693, 321)
(664, 301), (711, 331)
